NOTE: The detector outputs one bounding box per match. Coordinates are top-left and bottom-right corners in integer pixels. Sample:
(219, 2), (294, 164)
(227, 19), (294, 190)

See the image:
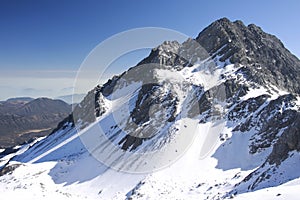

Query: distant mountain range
(0, 97), (71, 148)
(0, 97), (33, 114)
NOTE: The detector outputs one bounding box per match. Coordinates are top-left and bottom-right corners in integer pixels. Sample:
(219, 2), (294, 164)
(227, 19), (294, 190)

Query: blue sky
(1, 0), (300, 100)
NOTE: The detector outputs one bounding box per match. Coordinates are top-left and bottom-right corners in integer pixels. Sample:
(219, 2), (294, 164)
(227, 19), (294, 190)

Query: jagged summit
(154, 40), (181, 52)
(137, 18), (300, 94)
(196, 17), (300, 94)
(196, 17), (283, 56)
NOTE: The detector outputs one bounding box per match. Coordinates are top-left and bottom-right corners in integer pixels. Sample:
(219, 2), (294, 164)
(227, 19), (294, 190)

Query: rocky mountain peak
(153, 40), (180, 53)
(196, 18), (300, 94)
(196, 17), (282, 58)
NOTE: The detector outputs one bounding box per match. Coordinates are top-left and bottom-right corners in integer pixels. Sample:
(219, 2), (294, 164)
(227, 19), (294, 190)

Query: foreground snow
(1, 123), (299, 200)
(234, 178), (300, 200)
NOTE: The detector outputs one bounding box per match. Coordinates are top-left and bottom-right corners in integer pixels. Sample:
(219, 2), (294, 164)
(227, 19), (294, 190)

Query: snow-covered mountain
(0, 18), (299, 199)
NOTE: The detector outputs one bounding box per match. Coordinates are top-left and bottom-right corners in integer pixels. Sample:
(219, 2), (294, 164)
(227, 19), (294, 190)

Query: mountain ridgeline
(67, 17), (300, 159)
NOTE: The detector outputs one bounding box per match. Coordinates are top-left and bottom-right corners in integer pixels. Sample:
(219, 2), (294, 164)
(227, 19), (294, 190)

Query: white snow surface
(234, 178), (300, 200)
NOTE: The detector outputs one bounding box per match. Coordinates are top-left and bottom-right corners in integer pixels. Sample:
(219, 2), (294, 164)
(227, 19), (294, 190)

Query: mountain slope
(0, 98), (71, 148)
(0, 18), (299, 199)
(0, 97), (33, 114)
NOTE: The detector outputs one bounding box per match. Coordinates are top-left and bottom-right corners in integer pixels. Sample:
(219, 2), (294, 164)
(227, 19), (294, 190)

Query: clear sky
(1, 0), (300, 100)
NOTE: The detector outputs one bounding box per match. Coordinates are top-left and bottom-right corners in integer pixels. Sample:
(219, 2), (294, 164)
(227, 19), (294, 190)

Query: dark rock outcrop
(196, 18), (300, 94)
(268, 112), (300, 165)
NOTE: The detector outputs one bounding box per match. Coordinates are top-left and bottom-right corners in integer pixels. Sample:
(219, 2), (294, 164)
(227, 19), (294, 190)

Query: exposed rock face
(72, 85), (108, 129)
(0, 163), (22, 176)
(138, 41), (185, 67)
(196, 18), (300, 94)
(268, 112), (300, 165)
(138, 39), (209, 69)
